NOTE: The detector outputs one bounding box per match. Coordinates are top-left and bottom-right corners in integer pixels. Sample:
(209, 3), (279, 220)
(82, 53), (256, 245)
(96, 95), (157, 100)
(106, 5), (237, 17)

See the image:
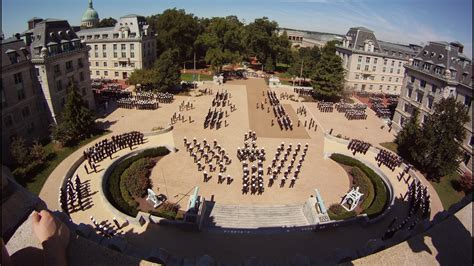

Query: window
(416, 91), (423, 103)
(113, 44), (117, 50)
(404, 103), (411, 113)
(130, 52), (135, 58)
(130, 44), (134, 50)
(94, 45), (98, 50)
(391, 60), (395, 66)
(431, 85), (437, 93)
(398, 62), (402, 67)
(96, 71), (100, 75)
(410, 76), (415, 83)
(102, 44), (106, 50)
(372, 66), (376, 71)
(79, 72), (84, 81)
(423, 63), (431, 71)
(366, 57), (370, 63)
(379, 85), (383, 90)
(78, 58), (83, 68)
(355, 74), (359, 79)
(54, 64), (61, 75)
(387, 85), (391, 91)
(94, 52), (98, 58)
(56, 80), (63, 91)
(427, 97), (434, 109)
(413, 60), (420, 67)
(22, 106), (30, 118)
(420, 80), (426, 88)
(422, 115), (428, 124)
(400, 116), (406, 126)
(357, 64), (361, 70)
(104, 71), (108, 76)
(114, 62), (118, 67)
(14, 72), (23, 84)
(113, 52), (117, 58)
(384, 59), (387, 65)
(407, 88), (413, 98)
(104, 62), (107, 67)
(364, 65), (369, 71)
(115, 72), (119, 77)
(358, 56), (362, 63)
(388, 77), (392, 82)
(4, 115), (13, 127)
(121, 44), (126, 50)
(464, 96), (472, 108)
(374, 58), (378, 64)
(103, 52), (107, 58)
(395, 78), (399, 83)
(383, 67), (386, 72)
(381, 76), (385, 81)
(390, 68), (393, 73)
(95, 62), (99, 67)
(369, 84), (373, 90)
(121, 52), (126, 58)
(435, 67), (443, 74)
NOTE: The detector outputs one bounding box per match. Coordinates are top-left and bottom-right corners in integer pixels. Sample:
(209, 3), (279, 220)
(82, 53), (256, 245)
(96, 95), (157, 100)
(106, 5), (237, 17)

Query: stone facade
(336, 27), (421, 95)
(76, 14), (156, 80)
(392, 41), (473, 172)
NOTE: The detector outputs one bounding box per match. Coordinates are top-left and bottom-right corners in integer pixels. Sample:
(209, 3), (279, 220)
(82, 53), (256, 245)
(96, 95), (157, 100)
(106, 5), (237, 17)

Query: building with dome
(81, 0), (99, 28)
(76, 14), (156, 80)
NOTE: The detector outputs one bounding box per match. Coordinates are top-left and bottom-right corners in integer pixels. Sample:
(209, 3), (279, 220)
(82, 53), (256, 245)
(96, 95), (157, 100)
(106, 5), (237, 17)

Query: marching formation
(183, 137), (233, 184)
(238, 131), (266, 194)
(317, 101), (334, 112)
(370, 97), (392, 119)
(89, 215), (123, 238)
(294, 87), (313, 96)
(267, 90), (293, 130)
(204, 90), (234, 130)
(267, 142), (309, 188)
(347, 139), (371, 155)
(375, 149), (403, 171)
(83, 131), (145, 168)
(59, 174), (92, 215)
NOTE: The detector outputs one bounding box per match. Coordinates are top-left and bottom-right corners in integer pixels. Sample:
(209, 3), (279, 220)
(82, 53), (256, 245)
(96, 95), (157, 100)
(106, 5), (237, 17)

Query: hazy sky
(2, 0), (472, 57)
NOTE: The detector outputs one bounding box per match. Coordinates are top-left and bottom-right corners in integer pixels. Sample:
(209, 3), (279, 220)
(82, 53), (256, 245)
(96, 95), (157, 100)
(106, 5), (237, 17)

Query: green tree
(311, 43), (345, 100)
(95, 17), (117, 28)
(147, 9), (201, 65)
(395, 110), (423, 165)
(30, 140), (47, 164)
(52, 85), (95, 146)
(288, 46), (321, 81)
(153, 49), (182, 92)
(10, 137), (30, 167)
(418, 97), (470, 180)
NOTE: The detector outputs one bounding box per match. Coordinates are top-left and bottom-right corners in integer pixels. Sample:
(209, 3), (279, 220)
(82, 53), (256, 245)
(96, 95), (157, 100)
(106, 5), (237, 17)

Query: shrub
(106, 147), (170, 217)
(30, 140), (47, 164)
(328, 204), (356, 220)
(458, 172), (473, 193)
(122, 158), (155, 198)
(350, 167), (375, 211)
(10, 137), (30, 167)
(330, 153), (388, 219)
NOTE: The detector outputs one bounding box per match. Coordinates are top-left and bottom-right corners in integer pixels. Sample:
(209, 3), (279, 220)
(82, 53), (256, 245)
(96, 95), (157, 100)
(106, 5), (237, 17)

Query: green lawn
(181, 73), (212, 82)
(380, 142), (399, 154)
(276, 72), (293, 79)
(21, 132), (108, 195)
(280, 79), (294, 86)
(430, 172), (465, 210)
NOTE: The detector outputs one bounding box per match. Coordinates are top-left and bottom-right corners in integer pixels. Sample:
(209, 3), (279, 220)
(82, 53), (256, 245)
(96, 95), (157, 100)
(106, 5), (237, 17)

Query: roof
(2, 38), (31, 67)
(120, 14), (143, 18)
(379, 41), (418, 55)
(76, 26), (115, 34)
(81, 0), (99, 22)
(350, 26), (373, 32)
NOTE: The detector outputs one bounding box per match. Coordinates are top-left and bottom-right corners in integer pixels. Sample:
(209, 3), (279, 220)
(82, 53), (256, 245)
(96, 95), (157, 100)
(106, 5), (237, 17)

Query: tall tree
(311, 43), (345, 99)
(147, 9), (201, 64)
(52, 85), (95, 146)
(418, 97), (469, 180)
(10, 137), (30, 167)
(288, 46), (321, 81)
(395, 109), (423, 165)
(153, 49), (182, 92)
(95, 17), (117, 28)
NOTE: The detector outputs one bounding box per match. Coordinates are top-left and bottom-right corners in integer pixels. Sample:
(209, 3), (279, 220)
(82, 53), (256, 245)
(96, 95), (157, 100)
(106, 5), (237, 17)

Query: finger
(31, 211), (41, 224)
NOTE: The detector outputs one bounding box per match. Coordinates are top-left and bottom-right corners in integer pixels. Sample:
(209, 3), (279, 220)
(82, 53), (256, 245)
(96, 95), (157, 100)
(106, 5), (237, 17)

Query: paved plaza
(39, 78), (445, 263)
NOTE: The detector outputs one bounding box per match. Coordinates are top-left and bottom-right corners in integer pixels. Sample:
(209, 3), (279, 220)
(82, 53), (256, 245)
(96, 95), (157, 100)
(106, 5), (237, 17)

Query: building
(81, 0), (99, 28)
(1, 37), (51, 159)
(392, 41), (473, 172)
(76, 14), (156, 80)
(23, 18), (96, 124)
(336, 27), (421, 95)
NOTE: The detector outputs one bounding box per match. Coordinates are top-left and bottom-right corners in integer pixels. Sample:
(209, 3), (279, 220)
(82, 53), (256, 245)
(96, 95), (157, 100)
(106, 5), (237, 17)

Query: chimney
(449, 41), (464, 54)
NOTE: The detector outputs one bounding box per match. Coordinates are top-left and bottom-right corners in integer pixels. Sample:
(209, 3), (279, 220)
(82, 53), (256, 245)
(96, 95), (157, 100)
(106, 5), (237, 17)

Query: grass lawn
(430, 172), (465, 210)
(181, 73), (212, 82)
(280, 79), (294, 86)
(23, 132), (108, 195)
(380, 142), (398, 154)
(276, 72), (293, 79)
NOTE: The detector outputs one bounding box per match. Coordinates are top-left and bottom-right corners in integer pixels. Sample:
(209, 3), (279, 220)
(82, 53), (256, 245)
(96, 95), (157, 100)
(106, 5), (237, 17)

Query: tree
(311, 43), (345, 100)
(395, 110), (423, 165)
(153, 49), (181, 92)
(52, 85), (95, 146)
(418, 97), (469, 180)
(30, 140), (47, 164)
(147, 9), (201, 65)
(458, 172), (473, 193)
(10, 137), (30, 167)
(288, 46), (321, 81)
(95, 17), (117, 28)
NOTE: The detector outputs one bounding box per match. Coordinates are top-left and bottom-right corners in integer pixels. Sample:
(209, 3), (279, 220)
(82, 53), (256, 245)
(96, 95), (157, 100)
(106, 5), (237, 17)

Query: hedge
(105, 147), (170, 217)
(330, 153), (388, 219)
(328, 204), (356, 220)
(350, 167), (375, 211)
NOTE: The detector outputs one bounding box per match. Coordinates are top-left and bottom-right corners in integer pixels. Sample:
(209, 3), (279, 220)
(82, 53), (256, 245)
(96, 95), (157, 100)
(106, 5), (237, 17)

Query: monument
(341, 187), (364, 212)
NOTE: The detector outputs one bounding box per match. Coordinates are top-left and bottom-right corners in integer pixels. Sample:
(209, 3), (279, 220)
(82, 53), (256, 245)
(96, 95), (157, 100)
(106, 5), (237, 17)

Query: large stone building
(336, 27), (421, 95)
(392, 41), (473, 172)
(81, 0), (99, 28)
(1, 37), (51, 158)
(76, 14), (156, 80)
(1, 18), (96, 161)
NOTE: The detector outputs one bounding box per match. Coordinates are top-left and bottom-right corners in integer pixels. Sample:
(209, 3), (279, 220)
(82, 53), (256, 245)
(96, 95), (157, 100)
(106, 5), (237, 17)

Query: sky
(2, 0), (472, 57)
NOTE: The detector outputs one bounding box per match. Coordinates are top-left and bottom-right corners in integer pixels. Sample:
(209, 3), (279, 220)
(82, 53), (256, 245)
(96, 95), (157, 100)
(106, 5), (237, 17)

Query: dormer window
(435, 67), (443, 74)
(438, 54), (444, 59)
(423, 63), (431, 71)
(451, 70), (457, 79)
(7, 51), (19, 64)
(431, 52), (436, 57)
(413, 60), (420, 67)
(423, 50), (429, 55)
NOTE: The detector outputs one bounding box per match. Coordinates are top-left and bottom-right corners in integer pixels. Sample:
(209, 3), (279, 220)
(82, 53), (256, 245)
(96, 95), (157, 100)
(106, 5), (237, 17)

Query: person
(2, 210), (70, 266)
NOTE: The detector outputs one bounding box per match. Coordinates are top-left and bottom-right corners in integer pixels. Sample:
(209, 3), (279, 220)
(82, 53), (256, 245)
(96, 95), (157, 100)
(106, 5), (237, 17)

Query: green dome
(81, 0), (99, 22)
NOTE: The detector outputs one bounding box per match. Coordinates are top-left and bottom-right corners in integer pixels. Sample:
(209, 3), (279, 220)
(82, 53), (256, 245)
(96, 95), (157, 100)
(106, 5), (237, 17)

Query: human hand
(31, 210), (70, 249)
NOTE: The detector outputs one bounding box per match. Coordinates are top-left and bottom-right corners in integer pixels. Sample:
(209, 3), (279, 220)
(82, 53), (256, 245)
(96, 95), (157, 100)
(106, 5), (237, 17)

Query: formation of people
(89, 215), (123, 238)
(59, 174), (91, 215)
(171, 111), (192, 125)
(91, 78), (121, 90)
(317, 101), (334, 112)
(370, 97), (392, 119)
(375, 149), (403, 171)
(294, 87), (313, 96)
(204, 90), (234, 130)
(268, 142), (309, 188)
(347, 139), (371, 155)
(336, 101), (368, 120)
(183, 137), (233, 184)
(239, 131), (266, 194)
(83, 131), (144, 166)
(117, 97), (158, 110)
(266, 90), (293, 131)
